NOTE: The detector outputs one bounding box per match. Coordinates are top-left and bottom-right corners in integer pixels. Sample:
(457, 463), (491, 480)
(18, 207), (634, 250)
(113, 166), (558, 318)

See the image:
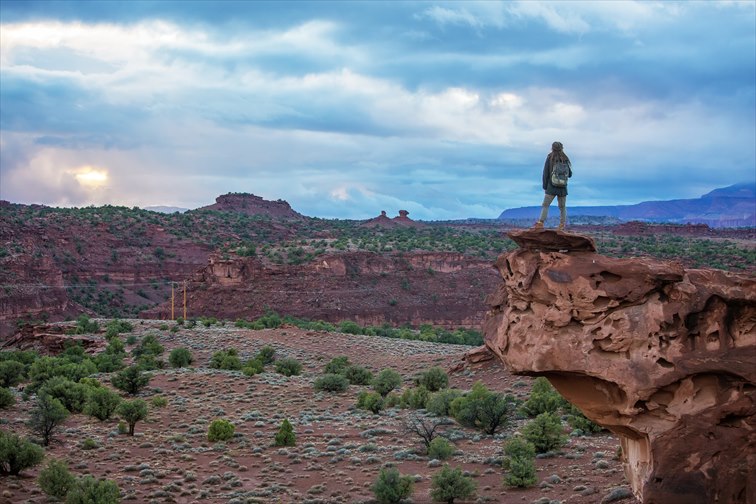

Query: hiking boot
(532, 221), (544, 230)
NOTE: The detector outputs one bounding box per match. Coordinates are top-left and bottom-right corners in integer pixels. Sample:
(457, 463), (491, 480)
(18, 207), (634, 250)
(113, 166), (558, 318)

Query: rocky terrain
(483, 229), (756, 504)
(1, 320), (636, 504)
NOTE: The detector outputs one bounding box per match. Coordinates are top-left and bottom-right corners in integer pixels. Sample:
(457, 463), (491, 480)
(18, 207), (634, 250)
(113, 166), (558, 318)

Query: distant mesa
(362, 210), (424, 228)
(144, 205), (189, 214)
(195, 193), (303, 219)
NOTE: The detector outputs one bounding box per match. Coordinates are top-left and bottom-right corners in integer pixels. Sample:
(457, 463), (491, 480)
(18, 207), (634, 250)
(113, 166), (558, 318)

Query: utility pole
(183, 281), (187, 320)
(171, 282), (175, 321)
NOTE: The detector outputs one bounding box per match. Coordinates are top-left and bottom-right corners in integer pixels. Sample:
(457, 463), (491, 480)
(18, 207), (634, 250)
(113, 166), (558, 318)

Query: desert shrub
(427, 436), (454, 460)
(451, 382), (514, 435)
(0, 349), (39, 369)
(416, 366), (449, 392)
(209, 349), (242, 370)
(104, 319), (133, 339)
(254, 311), (282, 329)
(111, 365), (151, 395)
(401, 385), (431, 409)
(371, 466), (414, 504)
(405, 412), (445, 449)
(565, 403), (603, 434)
(383, 392), (402, 409)
(519, 377), (566, 417)
(502, 436), (538, 488)
(430, 464), (476, 503)
(522, 412), (567, 453)
(372, 369), (402, 397)
(0, 360), (24, 388)
(94, 352), (124, 373)
(338, 320), (363, 335)
(256, 345), (276, 364)
(27, 357), (97, 393)
(356, 391), (384, 414)
(79, 377), (102, 388)
(323, 355), (350, 374)
(0, 430), (44, 475)
(117, 421), (128, 435)
(274, 419), (296, 447)
(104, 337), (126, 355)
(65, 475), (120, 504)
(39, 376), (91, 413)
(168, 347), (194, 368)
(81, 438), (98, 450)
(275, 358), (301, 376)
(343, 365), (373, 385)
(73, 314), (99, 334)
(207, 419), (235, 442)
(313, 373), (349, 392)
(0, 387), (15, 409)
(427, 389), (463, 417)
(150, 395), (168, 408)
(116, 399), (148, 436)
(242, 358), (264, 376)
(28, 393), (69, 446)
(83, 387), (122, 421)
(131, 334), (164, 359)
(39, 458), (76, 499)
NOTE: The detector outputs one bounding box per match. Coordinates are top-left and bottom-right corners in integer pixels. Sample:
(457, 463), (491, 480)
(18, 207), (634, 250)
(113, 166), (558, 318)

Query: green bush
(150, 395), (168, 408)
(0, 387), (15, 409)
(132, 334), (164, 358)
(242, 358), (264, 376)
(275, 358), (302, 376)
(520, 377), (566, 417)
(104, 319), (133, 339)
(81, 438), (98, 450)
(135, 353), (164, 370)
(111, 365), (151, 395)
(522, 412), (567, 453)
(401, 385), (431, 409)
(65, 475), (120, 504)
(323, 356), (350, 375)
(73, 315), (99, 335)
(116, 399), (148, 436)
(83, 387), (122, 421)
(209, 349), (242, 370)
(0, 430), (44, 475)
(256, 345), (276, 364)
(356, 391), (384, 414)
(427, 436), (454, 460)
(427, 389), (463, 417)
(0, 360), (24, 387)
(28, 393), (69, 446)
(27, 357), (97, 394)
(430, 464), (476, 503)
(372, 369), (402, 397)
(502, 436), (538, 487)
(207, 418), (235, 442)
(313, 373), (350, 392)
(566, 403), (603, 434)
(338, 320), (363, 335)
(274, 418), (296, 447)
(94, 352), (124, 373)
(168, 347), (194, 368)
(416, 366), (449, 392)
(451, 382), (514, 435)
(343, 365), (373, 385)
(371, 466), (414, 504)
(38, 458), (76, 498)
(39, 376), (91, 413)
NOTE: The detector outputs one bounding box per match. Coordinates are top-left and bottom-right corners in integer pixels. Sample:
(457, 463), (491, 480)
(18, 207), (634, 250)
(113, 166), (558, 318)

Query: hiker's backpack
(550, 159), (570, 188)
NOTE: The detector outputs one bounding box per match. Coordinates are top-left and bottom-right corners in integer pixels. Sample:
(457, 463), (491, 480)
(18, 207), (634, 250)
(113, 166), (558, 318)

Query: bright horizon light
(72, 166), (108, 188)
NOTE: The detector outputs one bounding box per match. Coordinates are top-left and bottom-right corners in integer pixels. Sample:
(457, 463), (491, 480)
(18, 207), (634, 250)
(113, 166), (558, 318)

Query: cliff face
(195, 193), (303, 219)
(144, 251), (499, 328)
(483, 229), (755, 504)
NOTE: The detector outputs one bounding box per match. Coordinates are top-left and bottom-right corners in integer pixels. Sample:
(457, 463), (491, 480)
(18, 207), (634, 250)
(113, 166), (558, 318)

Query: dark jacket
(542, 153), (572, 197)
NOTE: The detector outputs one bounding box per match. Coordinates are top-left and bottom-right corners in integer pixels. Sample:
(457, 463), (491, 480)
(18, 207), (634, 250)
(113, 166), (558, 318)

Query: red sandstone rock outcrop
(1, 323), (105, 355)
(196, 193), (303, 219)
(144, 251), (499, 328)
(361, 210), (425, 228)
(483, 229), (755, 504)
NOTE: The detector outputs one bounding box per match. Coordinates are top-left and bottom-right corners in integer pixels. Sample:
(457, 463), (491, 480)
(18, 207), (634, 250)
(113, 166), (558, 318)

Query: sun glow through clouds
(71, 166), (109, 188)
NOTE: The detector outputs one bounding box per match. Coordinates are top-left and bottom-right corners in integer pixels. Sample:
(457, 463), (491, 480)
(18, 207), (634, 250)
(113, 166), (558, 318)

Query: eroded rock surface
(483, 229), (756, 504)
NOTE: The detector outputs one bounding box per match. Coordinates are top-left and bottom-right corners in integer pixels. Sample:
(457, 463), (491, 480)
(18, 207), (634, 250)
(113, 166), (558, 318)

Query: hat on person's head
(552, 141), (563, 151)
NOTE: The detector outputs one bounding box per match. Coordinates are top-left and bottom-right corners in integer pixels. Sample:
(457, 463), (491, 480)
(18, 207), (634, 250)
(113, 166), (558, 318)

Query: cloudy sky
(1, 1), (754, 219)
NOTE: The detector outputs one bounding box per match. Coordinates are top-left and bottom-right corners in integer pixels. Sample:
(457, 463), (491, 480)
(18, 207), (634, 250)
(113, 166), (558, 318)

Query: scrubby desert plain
(1, 319), (637, 504)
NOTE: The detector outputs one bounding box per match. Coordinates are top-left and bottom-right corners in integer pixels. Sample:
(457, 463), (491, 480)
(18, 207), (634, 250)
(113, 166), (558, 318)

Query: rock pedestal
(483, 229), (755, 504)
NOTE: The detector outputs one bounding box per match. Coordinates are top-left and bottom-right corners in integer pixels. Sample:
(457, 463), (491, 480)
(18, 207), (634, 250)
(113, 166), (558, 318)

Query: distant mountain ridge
(498, 182), (755, 228)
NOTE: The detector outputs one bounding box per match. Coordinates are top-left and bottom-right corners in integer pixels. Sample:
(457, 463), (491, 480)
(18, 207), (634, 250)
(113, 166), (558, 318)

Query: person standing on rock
(533, 141), (572, 231)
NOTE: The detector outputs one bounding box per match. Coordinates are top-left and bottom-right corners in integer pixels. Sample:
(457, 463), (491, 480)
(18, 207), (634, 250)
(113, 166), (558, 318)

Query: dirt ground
(1, 321), (639, 504)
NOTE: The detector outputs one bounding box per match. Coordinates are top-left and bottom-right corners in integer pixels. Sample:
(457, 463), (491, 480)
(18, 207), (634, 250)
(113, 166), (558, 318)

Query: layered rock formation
(483, 229), (755, 504)
(361, 210), (424, 228)
(144, 251), (499, 328)
(196, 193), (303, 219)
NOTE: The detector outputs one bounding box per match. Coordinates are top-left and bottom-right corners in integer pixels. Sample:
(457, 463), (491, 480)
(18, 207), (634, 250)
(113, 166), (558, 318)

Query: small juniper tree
(116, 399), (148, 436)
(275, 358), (302, 377)
(38, 458), (76, 499)
(274, 419), (296, 447)
(0, 387), (14, 409)
(0, 430), (45, 476)
(111, 365), (151, 395)
(207, 419), (235, 442)
(83, 387), (122, 421)
(168, 347), (194, 368)
(430, 464), (476, 504)
(427, 436), (455, 460)
(502, 436), (538, 488)
(416, 366), (449, 392)
(372, 369), (402, 397)
(66, 475), (120, 504)
(522, 412), (568, 453)
(28, 393), (68, 446)
(371, 466), (414, 504)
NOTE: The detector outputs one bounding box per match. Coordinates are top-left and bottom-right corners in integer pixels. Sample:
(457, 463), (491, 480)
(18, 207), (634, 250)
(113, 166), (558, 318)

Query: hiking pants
(538, 194), (566, 224)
